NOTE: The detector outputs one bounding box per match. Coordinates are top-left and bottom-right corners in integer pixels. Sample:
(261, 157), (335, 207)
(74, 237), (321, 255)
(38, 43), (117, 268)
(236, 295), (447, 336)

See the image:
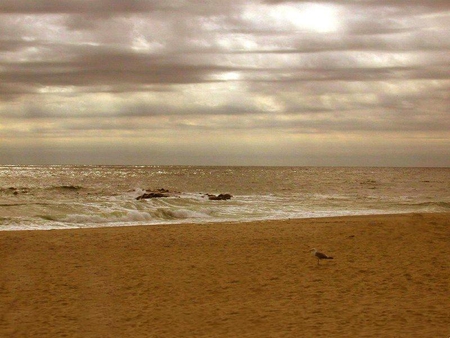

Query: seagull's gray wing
(315, 251), (329, 259)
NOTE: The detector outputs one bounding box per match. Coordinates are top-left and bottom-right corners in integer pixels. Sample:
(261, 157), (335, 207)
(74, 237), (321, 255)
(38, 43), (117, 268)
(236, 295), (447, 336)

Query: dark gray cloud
(0, 0), (174, 14)
(1, 53), (238, 87)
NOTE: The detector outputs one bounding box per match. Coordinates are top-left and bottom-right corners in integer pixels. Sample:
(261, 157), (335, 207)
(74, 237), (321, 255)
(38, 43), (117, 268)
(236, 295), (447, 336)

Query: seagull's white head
(311, 248), (317, 255)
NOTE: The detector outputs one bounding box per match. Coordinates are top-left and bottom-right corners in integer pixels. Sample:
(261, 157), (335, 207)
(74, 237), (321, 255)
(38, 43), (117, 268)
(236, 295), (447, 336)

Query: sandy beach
(1, 213), (449, 337)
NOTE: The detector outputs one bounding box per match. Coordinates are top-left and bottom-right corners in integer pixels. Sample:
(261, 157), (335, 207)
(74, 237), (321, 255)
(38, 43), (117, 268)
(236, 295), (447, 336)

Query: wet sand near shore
(1, 213), (449, 337)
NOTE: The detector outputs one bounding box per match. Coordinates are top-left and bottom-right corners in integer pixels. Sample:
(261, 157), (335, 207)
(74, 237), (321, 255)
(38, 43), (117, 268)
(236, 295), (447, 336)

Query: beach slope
(1, 213), (449, 337)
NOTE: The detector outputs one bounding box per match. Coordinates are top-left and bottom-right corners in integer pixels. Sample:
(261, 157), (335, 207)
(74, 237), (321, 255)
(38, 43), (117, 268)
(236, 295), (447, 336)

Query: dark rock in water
(208, 193), (232, 201)
(60, 185), (82, 190)
(136, 192), (169, 200)
(136, 188), (172, 200)
(136, 189), (232, 201)
(10, 187), (29, 195)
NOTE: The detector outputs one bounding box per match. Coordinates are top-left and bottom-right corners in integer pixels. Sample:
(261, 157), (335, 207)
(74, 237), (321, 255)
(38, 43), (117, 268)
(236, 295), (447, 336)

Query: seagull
(311, 248), (334, 265)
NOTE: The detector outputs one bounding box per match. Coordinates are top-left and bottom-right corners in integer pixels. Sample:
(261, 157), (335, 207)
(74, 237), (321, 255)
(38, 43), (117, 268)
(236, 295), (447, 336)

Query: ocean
(1, 165), (449, 231)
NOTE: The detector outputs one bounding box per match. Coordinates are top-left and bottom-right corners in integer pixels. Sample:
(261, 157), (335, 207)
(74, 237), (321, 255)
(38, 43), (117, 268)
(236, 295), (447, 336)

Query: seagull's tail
(326, 256), (334, 260)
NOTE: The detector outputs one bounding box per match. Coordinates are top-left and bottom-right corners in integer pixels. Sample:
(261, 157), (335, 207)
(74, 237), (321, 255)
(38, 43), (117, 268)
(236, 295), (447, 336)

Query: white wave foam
(153, 208), (212, 220)
(65, 210), (154, 224)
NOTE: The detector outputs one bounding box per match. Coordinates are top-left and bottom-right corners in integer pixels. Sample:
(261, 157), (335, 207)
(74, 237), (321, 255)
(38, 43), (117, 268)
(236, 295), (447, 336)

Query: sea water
(1, 165), (449, 230)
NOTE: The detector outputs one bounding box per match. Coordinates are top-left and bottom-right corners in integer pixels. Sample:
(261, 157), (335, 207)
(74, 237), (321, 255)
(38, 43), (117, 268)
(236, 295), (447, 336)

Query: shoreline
(2, 210), (448, 232)
(1, 212), (449, 337)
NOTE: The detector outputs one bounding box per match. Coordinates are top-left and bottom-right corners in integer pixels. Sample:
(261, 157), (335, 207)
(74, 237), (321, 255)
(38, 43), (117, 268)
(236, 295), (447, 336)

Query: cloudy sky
(1, 0), (449, 166)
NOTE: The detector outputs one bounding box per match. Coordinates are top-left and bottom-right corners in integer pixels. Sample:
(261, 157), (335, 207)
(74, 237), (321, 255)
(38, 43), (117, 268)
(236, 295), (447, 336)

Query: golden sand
(1, 213), (449, 337)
